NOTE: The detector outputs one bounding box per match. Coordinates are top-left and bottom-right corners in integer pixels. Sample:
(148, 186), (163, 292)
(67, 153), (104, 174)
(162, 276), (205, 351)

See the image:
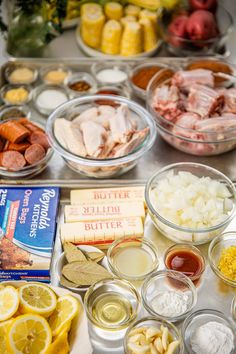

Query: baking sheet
(2, 57), (236, 182)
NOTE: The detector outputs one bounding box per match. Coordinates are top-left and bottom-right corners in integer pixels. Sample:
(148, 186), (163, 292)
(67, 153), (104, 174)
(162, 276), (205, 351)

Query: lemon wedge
(19, 283), (57, 317)
(0, 319), (14, 354)
(0, 286), (19, 321)
(45, 330), (70, 354)
(48, 295), (79, 337)
(7, 314), (52, 354)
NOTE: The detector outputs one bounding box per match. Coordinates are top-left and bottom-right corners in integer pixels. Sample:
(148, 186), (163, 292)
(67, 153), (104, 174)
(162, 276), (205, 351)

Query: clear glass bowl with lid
(124, 316), (184, 354)
(145, 163), (236, 245)
(46, 94), (157, 178)
(141, 270), (197, 323)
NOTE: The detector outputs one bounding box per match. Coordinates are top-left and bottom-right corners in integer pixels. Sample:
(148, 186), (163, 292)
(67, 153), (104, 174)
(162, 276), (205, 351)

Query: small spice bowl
(0, 105), (31, 121)
(107, 237), (159, 283)
(95, 85), (130, 100)
(67, 72), (97, 98)
(91, 62), (131, 85)
(164, 244), (206, 287)
(124, 316), (184, 354)
(84, 278), (140, 333)
(0, 84), (32, 105)
(141, 270), (197, 322)
(5, 64), (38, 85)
(129, 63), (169, 100)
(33, 84), (70, 116)
(40, 64), (71, 85)
(182, 309), (236, 354)
(208, 232), (236, 287)
(56, 245), (109, 293)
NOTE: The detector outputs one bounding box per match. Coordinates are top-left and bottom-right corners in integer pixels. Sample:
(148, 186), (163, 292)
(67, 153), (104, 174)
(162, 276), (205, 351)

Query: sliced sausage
(17, 118), (44, 133)
(28, 131), (50, 151)
(0, 138), (4, 152)
(0, 121), (30, 143)
(24, 144), (46, 165)
(0, 151), (26, 170)
(4, 141), (31, 153)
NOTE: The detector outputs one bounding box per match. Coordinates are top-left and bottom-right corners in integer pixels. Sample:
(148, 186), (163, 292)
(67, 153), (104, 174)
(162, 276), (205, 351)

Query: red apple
(168, 15), (189, 47)
(189, 0), (217, 12)
(186, 10), (218, 41)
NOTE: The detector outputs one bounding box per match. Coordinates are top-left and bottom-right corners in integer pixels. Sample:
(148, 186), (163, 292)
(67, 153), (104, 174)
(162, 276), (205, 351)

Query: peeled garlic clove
(154, 337), (164, 354)
(165, 340), (180, 354)
(129, 334), (146, 344)
(129, 327), (147, 337)
(128, 342), (150, 354)
(161, 327), (169, 351)
(146, 327), (162, 341)
(150, 343), (158, 354)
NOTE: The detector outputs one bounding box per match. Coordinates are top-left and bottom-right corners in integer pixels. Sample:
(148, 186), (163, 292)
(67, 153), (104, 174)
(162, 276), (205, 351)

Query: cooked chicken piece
(80, 121), (107, 158)
(187, 84), (224, 118)
(73, 107), (99, 126)
(54, 118), (87, 156)
(152, 85), (182, 121)
(172, 112), (201, 139)
(98, 132), (116, 158)
(172, 69), (214, 89)
(110, 127), (149, 158)
(223, 88), (236, 114)
(109, 104), (134, 143)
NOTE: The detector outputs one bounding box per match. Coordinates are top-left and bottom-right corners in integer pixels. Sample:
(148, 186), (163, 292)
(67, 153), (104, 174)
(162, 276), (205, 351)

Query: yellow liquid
(92, 292), (133, 328)
(113, 246), (153, 277)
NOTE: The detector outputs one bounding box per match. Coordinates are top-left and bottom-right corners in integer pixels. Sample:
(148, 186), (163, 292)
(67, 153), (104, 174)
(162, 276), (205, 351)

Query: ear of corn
(124, 4), (141, 17)
(104, 2), (123, 20)
(120, 15), (136, 26)
(120, 22), (142, 56)
(101, 20), (122, 54)
(139, 9), (158, 26)
(126, 0), (161, 11)
(139, 17), (158, 52)
(80, 3), (103, 16)
(81, 11), (105, 49)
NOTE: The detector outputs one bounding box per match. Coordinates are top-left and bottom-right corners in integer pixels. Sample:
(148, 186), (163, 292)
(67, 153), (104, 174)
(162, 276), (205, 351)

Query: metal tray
(1, 179), (236, 354)
(2, 57), (236, 183)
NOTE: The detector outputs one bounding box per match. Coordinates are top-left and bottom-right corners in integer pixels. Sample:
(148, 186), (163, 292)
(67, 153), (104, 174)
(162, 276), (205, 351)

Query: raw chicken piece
(152, 85), (182, 121)
(110, 127), (149, 158)
(223, 88), (236, 114)
(98, 132), (116, 158)
(195, 115), (236, 140)
(172, 69), (214, 89)
(54, 118), (87, 156)
(73, 107), (98, 125)
(172, 112), (202, 139)
(80, 121), (107, 158)
(187, 84), (224, 118)
(94, 105), (116, 129)
(109, 104), (134, 144)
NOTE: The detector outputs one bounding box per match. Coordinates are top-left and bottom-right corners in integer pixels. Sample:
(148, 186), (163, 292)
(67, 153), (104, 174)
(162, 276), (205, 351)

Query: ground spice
(69, 80), (91, 92)
(218, 245), (236, 281)
(131, 66), (161, 90)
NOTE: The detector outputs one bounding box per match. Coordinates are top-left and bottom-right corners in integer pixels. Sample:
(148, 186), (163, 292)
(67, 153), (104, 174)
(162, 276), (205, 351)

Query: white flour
(190, 321), (234, 354)
(151, 290), (190, 317)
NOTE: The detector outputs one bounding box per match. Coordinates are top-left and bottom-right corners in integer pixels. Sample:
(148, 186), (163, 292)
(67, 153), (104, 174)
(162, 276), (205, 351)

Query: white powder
(37, 89), (68, 110)
(190, 321), (234, 354)
(96, 69), (127, 84)
(151, 290), (190, 317)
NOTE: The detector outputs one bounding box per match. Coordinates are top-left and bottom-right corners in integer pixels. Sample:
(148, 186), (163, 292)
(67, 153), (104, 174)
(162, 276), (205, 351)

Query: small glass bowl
(67, 72), (97, 98)
(33, 84), (70, 116)
(208, 232), (236, 287)
(145, 163), (236, 244)
(164, 244), (206, 286)
(95, 85), (130, 100)
(107, 237), (159, 282)
(129, 62), (169, 100)
(124, 316), (184, 354)
(1, 84), (32, 105)
(5, 63), (38, 85)
(56, 244), (109, 293)
(0, 105), (31, 121)
(182, 309), (236, 353)
(91, 62), (131, 85)
(231, 295), (236, 322)
(141, 270), (197, 322)
(40, 64), (71, 85)
(84, 278), (140, 331)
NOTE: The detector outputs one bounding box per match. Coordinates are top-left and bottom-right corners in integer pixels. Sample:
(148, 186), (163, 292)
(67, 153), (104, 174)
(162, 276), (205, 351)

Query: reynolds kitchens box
(0, 187), (60, 282)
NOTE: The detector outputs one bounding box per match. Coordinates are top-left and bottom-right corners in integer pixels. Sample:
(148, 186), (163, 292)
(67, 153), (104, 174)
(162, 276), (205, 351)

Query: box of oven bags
(0, 187), (60, 282)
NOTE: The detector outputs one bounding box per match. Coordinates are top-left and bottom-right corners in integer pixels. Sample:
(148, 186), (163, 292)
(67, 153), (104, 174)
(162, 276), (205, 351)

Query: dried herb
(84, 251), (105, 263)
(64, 242), (87, 263)
(60, 275), (80, 289)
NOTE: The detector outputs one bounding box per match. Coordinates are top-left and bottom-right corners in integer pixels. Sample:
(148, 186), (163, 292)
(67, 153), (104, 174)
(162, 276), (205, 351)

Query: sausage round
(0, 121), (30, 143)
(24, 144), (46, 165)
(0, 151), (26, 170)
(28, 131), (50, 150)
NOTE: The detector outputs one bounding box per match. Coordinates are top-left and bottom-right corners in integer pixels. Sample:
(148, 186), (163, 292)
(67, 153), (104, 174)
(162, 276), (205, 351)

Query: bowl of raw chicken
(147, 67), (236, 156)
(46, 95), (156, 178)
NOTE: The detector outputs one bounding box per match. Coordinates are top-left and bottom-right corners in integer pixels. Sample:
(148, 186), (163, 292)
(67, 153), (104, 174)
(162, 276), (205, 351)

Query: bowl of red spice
(129, 63), (174, 100)
(67, 72), (97, 98)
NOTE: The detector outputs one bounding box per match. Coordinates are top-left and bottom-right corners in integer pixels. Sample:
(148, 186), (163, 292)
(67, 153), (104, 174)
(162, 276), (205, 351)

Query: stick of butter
(60, 216), (143, 248)
(64, 201), (145, 223)
(70, 186), (145, 204)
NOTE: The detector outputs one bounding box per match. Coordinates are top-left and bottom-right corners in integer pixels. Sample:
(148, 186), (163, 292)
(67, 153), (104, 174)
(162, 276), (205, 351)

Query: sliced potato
(165, 340), (180, 354)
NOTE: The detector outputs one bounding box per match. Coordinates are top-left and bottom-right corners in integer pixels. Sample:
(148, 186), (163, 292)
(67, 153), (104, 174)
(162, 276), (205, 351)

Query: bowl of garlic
(145, 163), (236, 245)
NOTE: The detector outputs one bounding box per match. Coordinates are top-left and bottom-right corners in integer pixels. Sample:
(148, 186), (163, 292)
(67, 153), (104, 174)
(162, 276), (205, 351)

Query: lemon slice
(48, 295), (79, 337)
(19, 283), (57, 317)
(7, 314), (52, 354)
(45, 330), (70, 354)
(0, 319), (14, 354)
(0, 286), (19, 321)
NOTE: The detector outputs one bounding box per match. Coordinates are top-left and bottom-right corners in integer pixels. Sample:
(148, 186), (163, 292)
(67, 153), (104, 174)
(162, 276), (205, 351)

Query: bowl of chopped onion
(145, 163), (236, 245)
